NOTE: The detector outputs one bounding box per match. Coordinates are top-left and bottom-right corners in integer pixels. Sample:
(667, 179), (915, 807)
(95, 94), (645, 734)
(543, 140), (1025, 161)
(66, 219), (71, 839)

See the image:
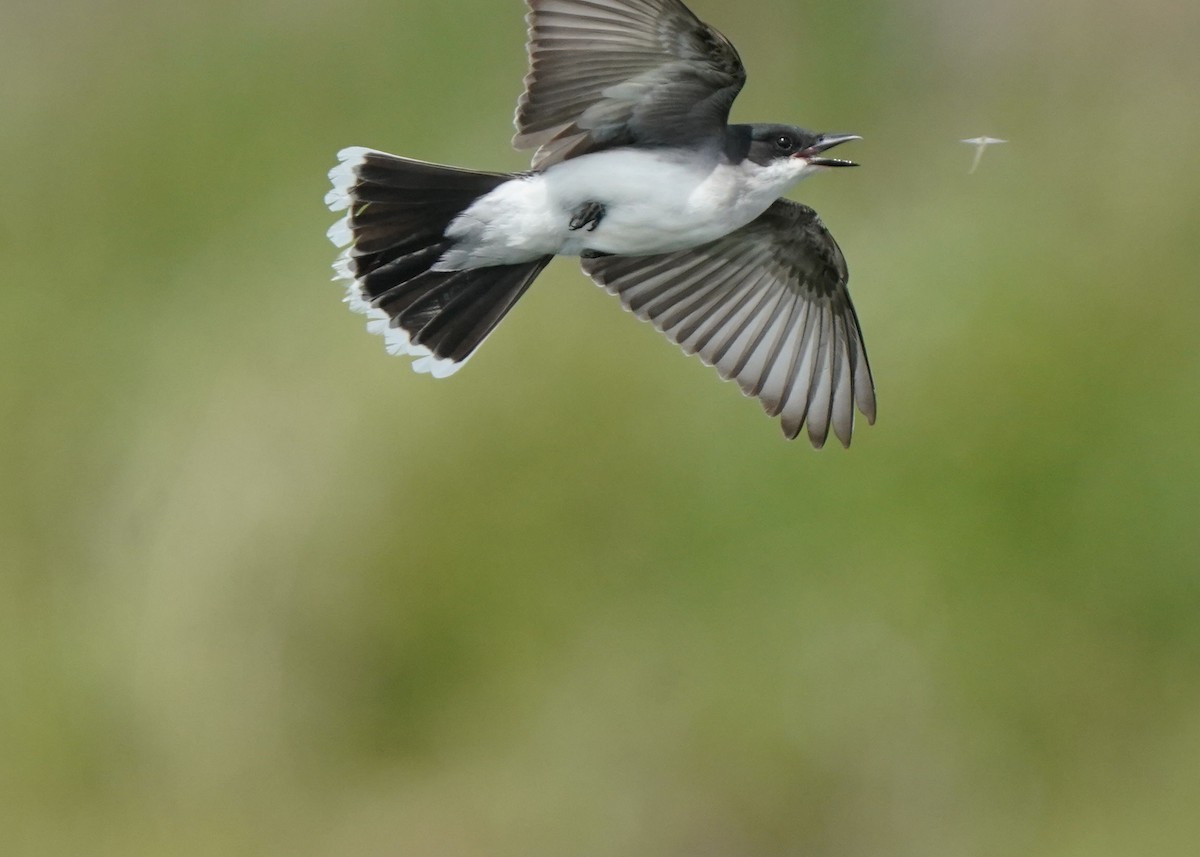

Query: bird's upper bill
(797, 133), (861, 167)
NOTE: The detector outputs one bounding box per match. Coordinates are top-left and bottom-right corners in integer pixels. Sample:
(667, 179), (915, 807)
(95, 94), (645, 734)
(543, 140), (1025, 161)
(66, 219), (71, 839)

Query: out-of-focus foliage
(3, 0), (1199, 854)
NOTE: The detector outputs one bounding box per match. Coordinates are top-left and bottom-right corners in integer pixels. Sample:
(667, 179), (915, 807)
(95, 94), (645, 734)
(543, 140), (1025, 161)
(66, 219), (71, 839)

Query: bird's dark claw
(569, 201), (606, 232)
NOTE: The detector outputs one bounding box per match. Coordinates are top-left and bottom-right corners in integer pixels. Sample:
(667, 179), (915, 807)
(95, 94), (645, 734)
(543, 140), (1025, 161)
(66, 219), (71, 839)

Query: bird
(326, 0), (875, 447)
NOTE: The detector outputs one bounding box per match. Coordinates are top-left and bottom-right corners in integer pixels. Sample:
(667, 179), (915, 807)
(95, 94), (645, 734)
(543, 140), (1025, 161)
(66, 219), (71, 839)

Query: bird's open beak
(797, 133), (861, 167)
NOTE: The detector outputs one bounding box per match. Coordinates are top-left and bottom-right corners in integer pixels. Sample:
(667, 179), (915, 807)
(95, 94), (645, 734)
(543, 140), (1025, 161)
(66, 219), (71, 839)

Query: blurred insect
(961, 136), (1007, 174)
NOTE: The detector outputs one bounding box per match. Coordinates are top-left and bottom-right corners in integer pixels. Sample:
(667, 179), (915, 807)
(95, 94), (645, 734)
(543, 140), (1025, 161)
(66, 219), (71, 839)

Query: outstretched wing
(515, 0), (746, 168)
(582, 200), (876, 447)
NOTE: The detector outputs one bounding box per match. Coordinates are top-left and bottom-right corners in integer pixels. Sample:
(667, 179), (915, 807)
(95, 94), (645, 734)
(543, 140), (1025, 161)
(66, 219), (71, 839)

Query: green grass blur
(3, 0), (1199, 854)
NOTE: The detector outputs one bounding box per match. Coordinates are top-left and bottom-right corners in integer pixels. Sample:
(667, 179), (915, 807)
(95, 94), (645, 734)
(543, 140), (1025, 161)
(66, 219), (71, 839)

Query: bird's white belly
(572, 189), (732, 257)
(552, 151), (770, 255)
(440, 149), (776, 268)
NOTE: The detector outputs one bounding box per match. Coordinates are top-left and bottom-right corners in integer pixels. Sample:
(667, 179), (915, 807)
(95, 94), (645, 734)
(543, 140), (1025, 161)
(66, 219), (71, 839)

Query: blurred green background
(3, 0), (1199, 854)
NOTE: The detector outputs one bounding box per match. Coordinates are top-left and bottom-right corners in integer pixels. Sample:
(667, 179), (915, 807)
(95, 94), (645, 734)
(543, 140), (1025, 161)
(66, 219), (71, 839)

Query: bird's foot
(569, 201), (606, 232)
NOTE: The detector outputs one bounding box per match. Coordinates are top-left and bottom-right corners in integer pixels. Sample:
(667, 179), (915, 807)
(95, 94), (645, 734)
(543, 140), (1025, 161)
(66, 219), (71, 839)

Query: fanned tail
(326, 147), (551, 376)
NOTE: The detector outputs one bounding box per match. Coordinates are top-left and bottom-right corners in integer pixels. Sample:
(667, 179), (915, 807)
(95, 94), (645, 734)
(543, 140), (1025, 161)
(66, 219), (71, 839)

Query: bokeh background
(3, 0), (1199, 854)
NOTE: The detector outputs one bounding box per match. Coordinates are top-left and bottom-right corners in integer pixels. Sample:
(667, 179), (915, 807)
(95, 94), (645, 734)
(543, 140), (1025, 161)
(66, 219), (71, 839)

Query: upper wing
(514, 0), (746, 168)
(582, 200), (876, 447)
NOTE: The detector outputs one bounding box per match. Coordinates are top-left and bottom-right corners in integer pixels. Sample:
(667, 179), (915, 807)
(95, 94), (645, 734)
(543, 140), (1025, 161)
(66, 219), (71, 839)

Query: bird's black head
(727, 124), (861, 168)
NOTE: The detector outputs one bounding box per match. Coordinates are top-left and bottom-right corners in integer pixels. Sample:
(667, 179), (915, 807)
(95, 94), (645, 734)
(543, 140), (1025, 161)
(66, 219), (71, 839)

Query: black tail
(326, 147), (552, 377)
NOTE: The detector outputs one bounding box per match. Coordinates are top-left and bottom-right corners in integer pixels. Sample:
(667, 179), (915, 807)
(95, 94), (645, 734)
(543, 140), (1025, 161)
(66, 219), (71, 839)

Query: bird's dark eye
(775, 135), (795, 152)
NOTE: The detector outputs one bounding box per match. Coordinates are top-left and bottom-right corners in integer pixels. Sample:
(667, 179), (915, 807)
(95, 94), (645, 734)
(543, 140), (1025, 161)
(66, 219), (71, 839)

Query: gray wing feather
(582, 200), (876, 447)
(516, 0), (746, 168)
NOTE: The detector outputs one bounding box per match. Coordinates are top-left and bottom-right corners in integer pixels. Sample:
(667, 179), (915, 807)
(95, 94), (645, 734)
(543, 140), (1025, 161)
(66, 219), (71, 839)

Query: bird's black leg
(569, 200), (606, 232)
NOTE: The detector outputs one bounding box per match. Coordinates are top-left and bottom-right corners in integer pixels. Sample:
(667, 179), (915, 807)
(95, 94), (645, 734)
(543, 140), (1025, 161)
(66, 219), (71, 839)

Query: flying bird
(326, 0), (875, 446)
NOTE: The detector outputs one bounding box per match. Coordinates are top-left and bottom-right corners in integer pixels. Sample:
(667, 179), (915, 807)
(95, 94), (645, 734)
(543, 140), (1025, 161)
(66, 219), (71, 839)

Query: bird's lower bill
(803, 155), (857, 167)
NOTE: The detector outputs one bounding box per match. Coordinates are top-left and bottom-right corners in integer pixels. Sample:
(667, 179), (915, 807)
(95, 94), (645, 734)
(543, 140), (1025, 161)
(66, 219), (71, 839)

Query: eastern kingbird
(327, 0), (875, 446)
